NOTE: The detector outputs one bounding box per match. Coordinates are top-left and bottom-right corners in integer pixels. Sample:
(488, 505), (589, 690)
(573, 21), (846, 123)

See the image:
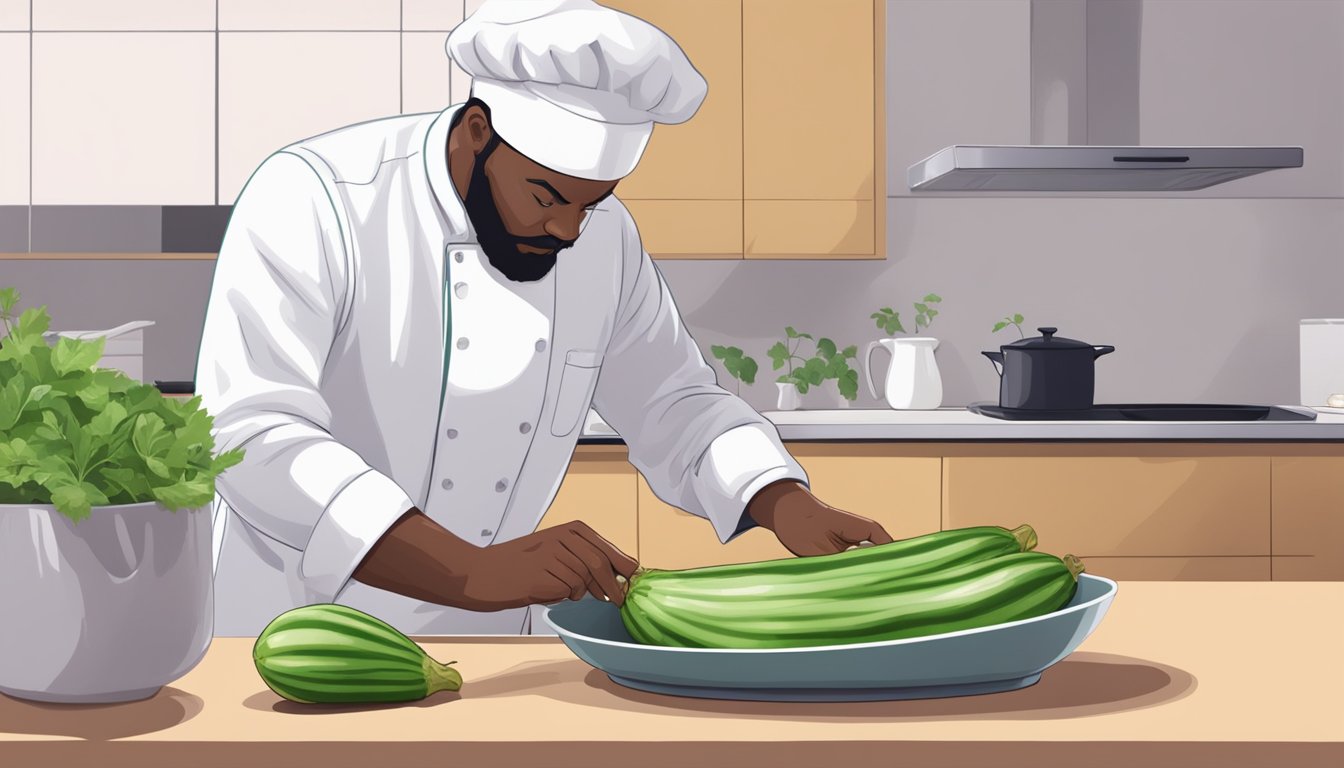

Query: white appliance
(43, 320), (155, 383)
(908, 145), (1303, 192)
(1300, 319), (1344, 407)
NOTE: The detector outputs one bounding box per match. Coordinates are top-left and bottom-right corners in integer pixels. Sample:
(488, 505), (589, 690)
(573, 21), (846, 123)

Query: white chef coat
(196, 102), (809, 638)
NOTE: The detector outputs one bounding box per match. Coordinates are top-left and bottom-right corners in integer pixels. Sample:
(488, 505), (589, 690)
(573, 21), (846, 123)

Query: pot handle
(982, 350), (1005, 376)
(1093, 345), (1116, 359)
(865, 341), (886, 399)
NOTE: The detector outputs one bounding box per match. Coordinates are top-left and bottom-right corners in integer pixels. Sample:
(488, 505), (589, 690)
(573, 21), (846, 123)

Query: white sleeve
(590, 204), (810, 544)
(195, 150), (416, 603)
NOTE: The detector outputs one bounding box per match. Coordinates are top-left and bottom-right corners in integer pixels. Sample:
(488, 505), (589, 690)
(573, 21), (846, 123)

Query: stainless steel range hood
(908, 145), (1304, 192)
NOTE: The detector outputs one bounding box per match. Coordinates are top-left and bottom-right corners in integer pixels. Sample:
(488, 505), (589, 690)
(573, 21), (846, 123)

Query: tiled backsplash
(1, 1), (484, 252)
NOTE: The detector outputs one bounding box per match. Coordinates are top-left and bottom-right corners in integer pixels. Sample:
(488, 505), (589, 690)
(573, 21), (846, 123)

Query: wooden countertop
(2, 582), (1340, 767)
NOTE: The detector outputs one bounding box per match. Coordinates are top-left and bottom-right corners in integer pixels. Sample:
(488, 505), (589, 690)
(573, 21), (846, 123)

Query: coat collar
(423, 104), (475, 242)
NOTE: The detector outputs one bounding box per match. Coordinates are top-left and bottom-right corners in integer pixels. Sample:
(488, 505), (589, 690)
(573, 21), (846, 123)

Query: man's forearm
(351, 508), (480, 607)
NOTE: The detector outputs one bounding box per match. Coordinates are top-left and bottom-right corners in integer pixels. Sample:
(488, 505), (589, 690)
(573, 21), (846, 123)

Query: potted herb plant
(0, 288), (244, 703)
(709, 344), (759, 396)
(767, 327), (859, 410)
(866, 293), (944, 409)
(993, 312), (1027, 338)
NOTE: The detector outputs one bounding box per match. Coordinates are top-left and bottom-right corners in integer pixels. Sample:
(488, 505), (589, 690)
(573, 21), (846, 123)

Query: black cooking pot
(982, 327), (1115, 410)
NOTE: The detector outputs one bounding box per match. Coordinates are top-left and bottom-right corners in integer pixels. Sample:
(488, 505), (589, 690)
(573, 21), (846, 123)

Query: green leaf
(710, 344), (728, 360)
(841, 345), (857, 358)
(768, 341), (789, 370)
(145, 456), (171, 479)
(0, 287), (17, 315)
(785, 326), (798, 339)
(51, 483), (93, 522)
(1013, 313), (1024, 323)
(152, 477), (214, 510)
(838, 368), (859, 400)
(993, 321), (1008, 332)
(132, 412), (172, 460)
(77, 381), (109, 411)
(881, 307), (894, 314)
(816, 338), (837, 360)
(915, 303), (928, 313)
(737, 357), (757, 385)
(796, 332), (813, 340)
(51, 336), (104, 377)
(924, 293), (942, 303)
(88, 400), (128, 439)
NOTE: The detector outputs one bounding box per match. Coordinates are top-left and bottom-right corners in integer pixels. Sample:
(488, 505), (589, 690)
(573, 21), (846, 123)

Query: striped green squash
(253, 604), (462, 704)
(622, 539), (1083, 649)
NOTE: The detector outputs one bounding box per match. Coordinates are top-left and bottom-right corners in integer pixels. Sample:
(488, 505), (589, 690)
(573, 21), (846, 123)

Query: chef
(197, 0), (894, 638)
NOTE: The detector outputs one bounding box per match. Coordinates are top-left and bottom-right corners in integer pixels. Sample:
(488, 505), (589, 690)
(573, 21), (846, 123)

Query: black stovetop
(967, 403), (1316, 421)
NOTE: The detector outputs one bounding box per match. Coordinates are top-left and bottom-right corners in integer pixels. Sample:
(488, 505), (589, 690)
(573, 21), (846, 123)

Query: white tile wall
(886, 0), (1032, 196)
(0, 33), (28, 204)
(218, 0), (399, 31)
(33, 0), (213, 31)
(403, 32), (454, 115)
(31, 32), (214, 204)
(0, 0), (27, 30)
(404, 0), (464, 31)
(218, 32), (400, 202)
(1138, 0), (1344, 197)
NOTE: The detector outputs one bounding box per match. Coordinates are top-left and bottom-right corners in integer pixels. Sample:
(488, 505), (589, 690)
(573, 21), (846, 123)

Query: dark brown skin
(351, 106), (895, 611)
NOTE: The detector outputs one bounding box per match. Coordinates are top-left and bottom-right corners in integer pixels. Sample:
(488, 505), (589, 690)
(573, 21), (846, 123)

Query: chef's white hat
(446, 0), (707, 181)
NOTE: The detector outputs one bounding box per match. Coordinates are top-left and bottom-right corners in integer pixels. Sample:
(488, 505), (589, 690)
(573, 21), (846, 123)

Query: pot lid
(1003, 327), (1095, 350)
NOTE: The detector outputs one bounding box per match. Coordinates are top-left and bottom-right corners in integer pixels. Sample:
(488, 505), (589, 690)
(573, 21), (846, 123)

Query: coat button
(454, 281), (468, 299)
(457, 337), (469, 350)
(535, 339), (546, 353)
(441, 478), (453, 490)
(480, 528), (493, 537)
(446, 428), (458, 439)
(453, 251), (464, 263)
(519, 421), (531, 434)
(495, 478), (509, 492)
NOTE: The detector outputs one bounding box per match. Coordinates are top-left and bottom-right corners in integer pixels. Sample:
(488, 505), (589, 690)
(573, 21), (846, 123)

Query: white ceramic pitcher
(865, 337), (944, 409)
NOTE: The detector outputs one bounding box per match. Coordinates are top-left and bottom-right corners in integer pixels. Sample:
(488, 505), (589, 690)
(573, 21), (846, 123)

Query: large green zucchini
(253, 603), (462, 704)
(620, 543), (1084, 649)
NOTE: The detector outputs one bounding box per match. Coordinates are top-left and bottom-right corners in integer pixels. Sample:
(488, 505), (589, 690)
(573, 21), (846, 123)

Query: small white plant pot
(776, 382), (800, 410)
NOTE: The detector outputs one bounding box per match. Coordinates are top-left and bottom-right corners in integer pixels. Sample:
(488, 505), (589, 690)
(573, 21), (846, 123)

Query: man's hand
(746, 480), (895, 557)
(459, 521), (640, 610)
(353, 511), (639, 612)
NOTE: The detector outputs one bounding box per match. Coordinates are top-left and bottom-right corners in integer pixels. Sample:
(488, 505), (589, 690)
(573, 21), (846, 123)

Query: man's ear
(463, 106), (494, 155)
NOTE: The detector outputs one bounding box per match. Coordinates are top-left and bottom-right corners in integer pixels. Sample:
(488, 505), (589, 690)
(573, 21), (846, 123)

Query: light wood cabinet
(602, 0), (743, 257)
(942, 455), (1271, 562)
(637, 443), (940, 570)
(600, 0), (884, 260)
(535, 445), (639, 560)
(1271, 457), (1344, 580)
(743, 0), (879, 258)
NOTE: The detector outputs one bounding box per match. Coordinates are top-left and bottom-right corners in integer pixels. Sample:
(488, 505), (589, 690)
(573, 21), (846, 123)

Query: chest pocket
(550, 349), (605, 437)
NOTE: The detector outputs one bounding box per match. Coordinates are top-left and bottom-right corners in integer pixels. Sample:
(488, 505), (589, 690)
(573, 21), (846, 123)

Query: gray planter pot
(0, 500), (214, 703)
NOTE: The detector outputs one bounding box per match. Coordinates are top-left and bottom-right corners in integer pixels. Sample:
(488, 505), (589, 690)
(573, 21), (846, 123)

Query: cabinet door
(638, 444), (940, 570)
(742, 0), (880, 257)
(536, 447), (639, 560)
(943, 456), (1271, 571)
(602, 0), (743, 258)
(1272, 457), (1344, 580)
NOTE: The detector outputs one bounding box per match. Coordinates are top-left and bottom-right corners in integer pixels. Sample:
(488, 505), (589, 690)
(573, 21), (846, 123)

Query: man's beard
(463, 136), (575, 282)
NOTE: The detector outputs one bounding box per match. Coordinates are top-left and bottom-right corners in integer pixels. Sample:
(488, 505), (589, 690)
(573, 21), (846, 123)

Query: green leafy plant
(993, 313), (1026, 338)
(767, 327), (860, 400)
(872, 293), (942, 336)
(710, 344), (758, 395)
(0, 287), (245, 522)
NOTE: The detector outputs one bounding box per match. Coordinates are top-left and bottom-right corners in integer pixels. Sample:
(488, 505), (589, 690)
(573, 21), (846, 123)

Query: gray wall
(3, 0), (1342, 409)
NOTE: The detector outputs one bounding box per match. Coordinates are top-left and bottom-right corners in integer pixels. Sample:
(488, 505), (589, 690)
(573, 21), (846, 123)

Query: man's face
(464, 130), (619, 282)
